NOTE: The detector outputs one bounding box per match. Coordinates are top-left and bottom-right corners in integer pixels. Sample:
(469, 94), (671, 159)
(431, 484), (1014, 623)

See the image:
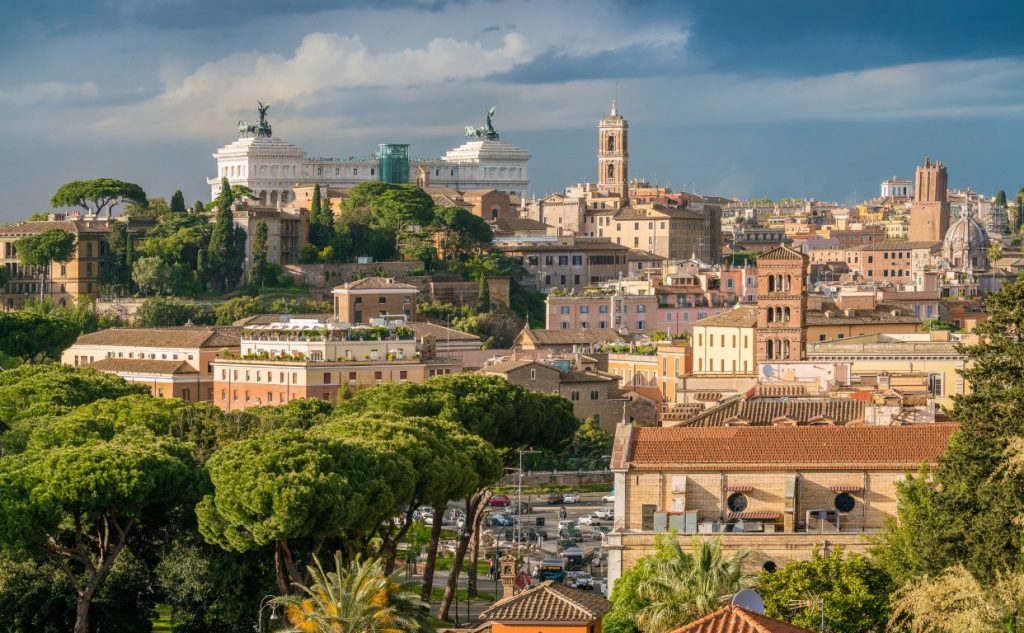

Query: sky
(2, 0), (1024, 221)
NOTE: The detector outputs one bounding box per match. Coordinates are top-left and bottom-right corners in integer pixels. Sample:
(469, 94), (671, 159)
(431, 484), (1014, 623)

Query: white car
(601, 493), (615, 503)
(593, 508), (613, 520)
(563, 492), (580, 504)
(578, 515), (599, 526)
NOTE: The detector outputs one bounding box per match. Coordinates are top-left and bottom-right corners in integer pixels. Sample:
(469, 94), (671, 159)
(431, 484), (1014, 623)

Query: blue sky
(2, 0), (1024, 221)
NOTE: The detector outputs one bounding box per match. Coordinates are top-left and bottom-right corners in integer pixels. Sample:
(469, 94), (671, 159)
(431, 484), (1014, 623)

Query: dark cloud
(493, 43), (686, 84)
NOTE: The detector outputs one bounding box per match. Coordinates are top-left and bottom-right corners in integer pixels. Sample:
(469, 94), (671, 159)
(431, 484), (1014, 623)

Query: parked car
(563, 492), (580, 504)
(422, 514), (434, 526)
(546, 493), (564, 505)
(506, 501), (532, 515)
(559, 527), (583, 543)
(593, 508), (613, 520)
(489, 514), (514, 527)
(557, 519), (576, 532)
(578, 515), (599, 526)
(567, 571), (593, 590)
(601, 492), (615, 503)
(488, 494), (512, 507)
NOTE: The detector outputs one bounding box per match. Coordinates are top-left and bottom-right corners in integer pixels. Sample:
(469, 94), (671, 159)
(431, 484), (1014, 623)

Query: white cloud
(0, 81), (98, 106)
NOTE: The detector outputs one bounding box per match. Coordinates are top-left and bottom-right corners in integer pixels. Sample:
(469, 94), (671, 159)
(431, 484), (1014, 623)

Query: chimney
(499, 553), (518, 599)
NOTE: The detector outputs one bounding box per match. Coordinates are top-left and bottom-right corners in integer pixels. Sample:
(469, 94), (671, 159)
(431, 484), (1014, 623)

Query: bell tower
(598, 100), (628, 198)
(755, 246), (808, 363)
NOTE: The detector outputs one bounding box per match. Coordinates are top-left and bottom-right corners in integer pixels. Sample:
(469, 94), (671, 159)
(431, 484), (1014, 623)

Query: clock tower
(598, 100), (628, 198)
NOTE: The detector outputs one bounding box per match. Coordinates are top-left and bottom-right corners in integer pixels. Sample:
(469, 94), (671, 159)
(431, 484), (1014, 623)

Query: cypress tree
(208, 178), (235, 291)
(309, 183), (327, 247)
(477, 275), (491, 312)
(250, 220), (269, 287)
(170, 190), (186, 214)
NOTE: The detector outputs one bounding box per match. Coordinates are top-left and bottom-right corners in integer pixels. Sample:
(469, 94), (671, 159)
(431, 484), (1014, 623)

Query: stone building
(598, 100), (628, 198)
(0, 219), (110, 310)
(755, 246), (808, 362)
(604, 423), (956, 592)
(480, 358), (630, 431)
(495, 235), (633, 292)
(908, 158), (951, 242)
(881, 176), (913, 199)
(331, 277), (418, 323)
(230, 202), (309, 273)
(61, 327), (241, 402)
(942, 203), (990, 272)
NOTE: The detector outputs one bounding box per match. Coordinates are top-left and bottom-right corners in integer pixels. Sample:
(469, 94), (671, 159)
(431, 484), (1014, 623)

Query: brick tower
(755, 246), (808, 363)
(598, 100), (628, 198)
(908, 158), (950, 242)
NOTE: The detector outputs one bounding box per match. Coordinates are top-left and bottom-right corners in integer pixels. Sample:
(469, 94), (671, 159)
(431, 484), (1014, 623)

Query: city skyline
(2, 0), (1024, 220)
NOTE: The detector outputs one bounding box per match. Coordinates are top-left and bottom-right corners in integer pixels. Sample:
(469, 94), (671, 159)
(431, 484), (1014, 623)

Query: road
(404, 490), (614, 624)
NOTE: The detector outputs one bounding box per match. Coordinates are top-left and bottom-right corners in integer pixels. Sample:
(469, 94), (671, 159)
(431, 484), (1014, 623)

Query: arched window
(768, 276), (775, 292)
(782, 339), (790, 359)
(607, 135), (615, 152)
(785, 275), (792, 292)
(606, 163), (615, 180)
(775, 307), (782, 322)
(784, 307), (791, 322)
(766, 308), (773, 323)
(766, 339), (775, 359)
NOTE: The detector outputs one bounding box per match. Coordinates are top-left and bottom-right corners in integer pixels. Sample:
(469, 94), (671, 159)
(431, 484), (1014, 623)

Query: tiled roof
(233, 313), (332, 326)
(622, 424), (956, 469)
(806, 301), (921, 326)
(670, 605), (815, 633)
(756, 246), (807, 261)
(479, 581), (611, 623)
(0, 219), (111, 235)
(86, 358), (198, 375)
(679, 397), (864, 427)
(492, 218), (551, 233)
(337, 277), (419, 291)
(848, 240), (941, 251)
(72, 327), (241, 349)
(560, 370), (616, 383)
(481, 359), (552, 374)
(496, 239), (630, 252)
(405, 321), (482, 343)
(517, 328), (626, 346)
(694, 307), (758, 328)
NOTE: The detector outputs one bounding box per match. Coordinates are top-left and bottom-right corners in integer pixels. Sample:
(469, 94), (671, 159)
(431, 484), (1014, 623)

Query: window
(572, 255), (582, 265)
(529, 368), (536, 380)
(379, 297), (386, 304)
(590, 389), (599, 400)
(399, 370), (408, 380)
(560, 306), (570, 315)
(929, 372), (944, 397)
(558, 255), (569, 265)
(726, 493), (748, 513)
(637, 304), (646, 313)
(834, 493), (856, 513)
(599, 305), (608, 314)
(355, 297), (363, 304)
(580, 305), (589, 314)
(570, 391), (580, 401)
(323, 372), (331, 384)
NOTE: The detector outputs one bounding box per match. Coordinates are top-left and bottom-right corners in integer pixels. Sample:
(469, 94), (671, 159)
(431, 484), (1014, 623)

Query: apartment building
(332, 277), (418, 322)
(495, 235), (632, 292)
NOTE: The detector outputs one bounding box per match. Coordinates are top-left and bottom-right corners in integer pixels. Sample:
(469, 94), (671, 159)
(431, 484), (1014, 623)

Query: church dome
(942, 204), (990, 271)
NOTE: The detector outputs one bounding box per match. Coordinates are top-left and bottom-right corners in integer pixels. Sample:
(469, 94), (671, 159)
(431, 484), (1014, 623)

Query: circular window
(834, 492), (856, 513)
(762, 561), (777, 573)
(727, 493), (748, 513)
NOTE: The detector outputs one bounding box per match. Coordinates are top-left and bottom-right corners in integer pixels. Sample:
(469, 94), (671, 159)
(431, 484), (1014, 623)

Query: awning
(726, 511), (779, 520)
(725, 485), (754, 492)
(830, 485), (862, 493)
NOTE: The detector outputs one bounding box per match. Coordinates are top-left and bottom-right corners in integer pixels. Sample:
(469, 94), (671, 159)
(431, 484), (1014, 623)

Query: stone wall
(428, 277), (510, 308)
(285, 262), (422, 290)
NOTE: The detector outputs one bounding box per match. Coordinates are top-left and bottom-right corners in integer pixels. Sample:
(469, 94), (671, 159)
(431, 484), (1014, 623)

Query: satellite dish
(731, 588), (765, 614)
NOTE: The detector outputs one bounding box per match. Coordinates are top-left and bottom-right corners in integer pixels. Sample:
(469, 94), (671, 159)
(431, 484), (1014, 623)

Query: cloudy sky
(2, 0), (1024, 221)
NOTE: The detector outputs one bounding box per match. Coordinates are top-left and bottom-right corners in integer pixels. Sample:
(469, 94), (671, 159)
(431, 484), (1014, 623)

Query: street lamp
(255, 595), (279, 632)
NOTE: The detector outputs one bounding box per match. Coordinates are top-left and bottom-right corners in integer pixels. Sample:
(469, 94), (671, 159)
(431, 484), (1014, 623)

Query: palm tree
(635, 538), (757, 633)
(889, 564), (1024, 632)
(273, 553), (434, 633)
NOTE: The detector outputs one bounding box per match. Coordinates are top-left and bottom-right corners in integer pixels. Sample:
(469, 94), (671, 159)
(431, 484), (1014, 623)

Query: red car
(488, 494), (512, 507)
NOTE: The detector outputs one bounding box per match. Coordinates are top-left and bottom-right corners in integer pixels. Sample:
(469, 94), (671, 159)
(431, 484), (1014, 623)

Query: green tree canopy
(995, 190), (1008, 207)
(50, 179), (147, 218)
(0, 311), (81, 364)
(873, 278), (1024, 582)
(133, 297), (215, 327)
(170, 189), (186, 214)
(0, 426), (195, 633)
(433, 206), (493, 262)
(759, 548), (893, 633)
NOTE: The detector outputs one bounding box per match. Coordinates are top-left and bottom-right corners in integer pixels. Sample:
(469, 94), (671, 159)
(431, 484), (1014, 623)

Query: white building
(881, 176), (913, 199)
(209, 108), (530, 205)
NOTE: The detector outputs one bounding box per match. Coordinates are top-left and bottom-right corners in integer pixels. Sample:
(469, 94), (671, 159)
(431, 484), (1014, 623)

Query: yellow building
(807, 331), (970, 411)
(605, 423), (955, 593)
(691, 307), (757, 375)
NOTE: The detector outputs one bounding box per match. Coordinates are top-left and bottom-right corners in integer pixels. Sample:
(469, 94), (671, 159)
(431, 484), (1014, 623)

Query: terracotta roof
(560, 370), (616, 383)
(337, 277), (418, 291)
(694, 307), (758, 328)
(621, 424), (956, 469)
(670, 605), (815, 633)
(496, 238), (630, 253)
(0, 219), (111, 235)
(517, 328), (626, 347)
(849, 240), (941, 251)
(479, 581), (611, 623)
(233, 313), (332, 326)
(806, 301), (921, 326)
(756, 246), (807, 261)
(86, 358), (198, 375)
(72, 327), (241, 349)
(405, 321), (482, 343)
(481, 359), (555, 374)
(679, 396), (864, 428)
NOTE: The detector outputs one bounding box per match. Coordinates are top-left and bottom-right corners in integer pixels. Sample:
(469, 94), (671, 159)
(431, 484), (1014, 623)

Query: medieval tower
(598, 100), (628, 198)
(755, 246), (809, 363)
(908, 158), (950, 242)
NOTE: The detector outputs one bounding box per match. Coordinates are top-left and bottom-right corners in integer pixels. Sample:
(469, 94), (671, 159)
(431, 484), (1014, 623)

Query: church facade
(209, 106), (530, 205)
